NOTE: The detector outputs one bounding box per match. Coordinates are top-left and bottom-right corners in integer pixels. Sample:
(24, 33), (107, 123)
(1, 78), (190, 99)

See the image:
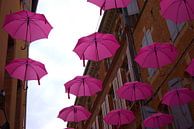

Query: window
(142, 29), (157, 77)
(142, 106), (158, 129)
(127, 0), (139, 15)
(166, 20), (185, 41)
(168, 78), (194, 129)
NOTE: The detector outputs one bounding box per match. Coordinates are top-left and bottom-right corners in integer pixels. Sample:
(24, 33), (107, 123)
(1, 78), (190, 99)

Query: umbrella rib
(3, 19), (26, 27)
(76, 78), (83, 96)
(86, 79), (101, 89)
(27, 64), (42, 80)
(7, 62), (28, 76)
(13, 21), (27, 37)
(137, 86), (150, 99)
(84, 80), (93, 95)
(30, 20), (48, 37)
(186, 1), (194, 14)
(175, 0), (182, 23)
(28, 22), (32, 42)
(62, 108), (74, 121)
(140, 49), (155, 67)
(95, 41), (100, 61)
(100, 42), (116, 55)
(80, 42), (93, 59)
(184, 1), (193, 21)
(157, 48), (176, 62)
(162, 0), (180, 17)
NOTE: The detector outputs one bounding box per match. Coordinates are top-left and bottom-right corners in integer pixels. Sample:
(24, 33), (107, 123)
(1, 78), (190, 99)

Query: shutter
(142, 106), (158, 129)
(166, 20), (185, 41)
(142, 29), (156, 76)
(127, 0), (139, 15)
(168, 78), (194, 129)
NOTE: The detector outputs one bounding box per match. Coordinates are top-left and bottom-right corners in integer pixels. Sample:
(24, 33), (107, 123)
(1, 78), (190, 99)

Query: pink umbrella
(116, 81), (153, 101)
(143, 112), (173, 128)
(162, 88), (194, 106)
(160, 0), (194, 24)
(87, 0), (132, 14)
(186, 58), (194, 76)
(64, 75), (102, 99)
(73, 32), (120, 66)
(3, 10), (52, 47)
(104, 109), (135, 129)
(135, 42), (178, 68)
(58, 105), (91, 122)
(5, 58), (47, 85)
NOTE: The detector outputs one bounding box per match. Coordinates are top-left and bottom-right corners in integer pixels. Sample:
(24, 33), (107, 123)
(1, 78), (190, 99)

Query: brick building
(70, 0), (194, 129)
(0, 0), (38, 129)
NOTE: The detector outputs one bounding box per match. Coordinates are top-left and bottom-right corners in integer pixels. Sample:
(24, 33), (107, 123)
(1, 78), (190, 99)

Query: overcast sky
(26, 1), (102, 129)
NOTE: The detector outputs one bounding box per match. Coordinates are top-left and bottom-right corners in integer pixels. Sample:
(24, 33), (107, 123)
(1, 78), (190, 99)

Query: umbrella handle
(68, 88), (70, 99)
(38, 79), (40, 85)
(83, 55), (86, 67)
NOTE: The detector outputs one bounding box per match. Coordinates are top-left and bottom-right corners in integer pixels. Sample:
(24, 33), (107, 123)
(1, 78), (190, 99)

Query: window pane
(166, 20), (185, 41)
(127, 0), (139, 15)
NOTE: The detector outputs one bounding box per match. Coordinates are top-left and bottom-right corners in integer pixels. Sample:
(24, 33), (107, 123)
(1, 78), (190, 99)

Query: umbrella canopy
(5, 58), (47, 85)
(116, 81), (153, 101)
(143, 112), (173, 128)
(162, 88), (194, 106)
(64, 128), (74, 129)
(73, 32), (120, 66)
(58, 105), (91, 122)
(87, 0), (132, 14)
(135, 42), (178, 68)
(104, 109), (135, 129)
(160, 0), (194, 24)
(186, 58), (194, 76)
(3, 10), (52, 43)
(64, 75), (102, 99)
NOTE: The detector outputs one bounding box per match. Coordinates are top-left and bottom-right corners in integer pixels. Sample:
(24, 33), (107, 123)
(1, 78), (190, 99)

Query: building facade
(0, 0), (38, 129)
(67, 0), (194, 129)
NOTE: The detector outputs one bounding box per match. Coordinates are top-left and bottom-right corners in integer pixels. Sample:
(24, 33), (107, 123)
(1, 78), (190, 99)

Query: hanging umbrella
(58, 105), (91, 122)
(5, 58), (47, 85)
(162, 88), (194, 106)
(103, 109), (135, 129)
(116, 81), (153, 101)
(64, 75), (102, 99)
(160, 0), (194, 24)
(135, 42), (178, 68)
(73, 32), (120, 66)
(87, 0), (132, 15)
(186, 58), (194, 76)
(143, 112), (173, 128)
(2, 10), (52, 47)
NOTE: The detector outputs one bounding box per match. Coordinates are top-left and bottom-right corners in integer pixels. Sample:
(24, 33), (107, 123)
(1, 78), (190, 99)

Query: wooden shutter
(166, 20), (185, 41)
